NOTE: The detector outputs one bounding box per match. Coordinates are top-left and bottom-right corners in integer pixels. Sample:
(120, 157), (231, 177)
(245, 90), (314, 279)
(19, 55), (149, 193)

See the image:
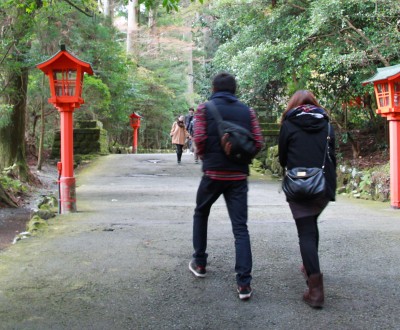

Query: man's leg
(192, 176), (222, 266)
(224, 180), (252, 287)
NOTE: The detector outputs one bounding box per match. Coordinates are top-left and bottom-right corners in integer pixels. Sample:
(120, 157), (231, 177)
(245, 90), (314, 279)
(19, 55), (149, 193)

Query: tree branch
(286, 1), (306, 11)
(62, 0), (94, 17)
(0, 42), (14, 66)
(342, 16), (390, 67)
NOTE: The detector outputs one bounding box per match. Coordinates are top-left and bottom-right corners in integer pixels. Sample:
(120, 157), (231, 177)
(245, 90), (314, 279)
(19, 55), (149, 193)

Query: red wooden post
(129, 112), (142, 154)
(363, 64), (400, 208)
(37, 45), (93, 214)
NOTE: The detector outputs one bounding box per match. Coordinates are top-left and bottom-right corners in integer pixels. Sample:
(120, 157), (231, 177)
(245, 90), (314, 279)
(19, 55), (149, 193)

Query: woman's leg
(295, 214), (325, 308)
(294, 215), (320, 276)
(175, 144), (183, 162)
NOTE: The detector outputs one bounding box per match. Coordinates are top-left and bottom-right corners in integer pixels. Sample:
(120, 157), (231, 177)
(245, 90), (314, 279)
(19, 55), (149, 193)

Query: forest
(1, 0), (399, 207)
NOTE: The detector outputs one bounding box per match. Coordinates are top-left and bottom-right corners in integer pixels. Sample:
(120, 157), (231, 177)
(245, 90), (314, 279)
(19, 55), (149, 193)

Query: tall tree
(199, 0), (400, 114)
(127, 0), (139, 55)
(0, 1), (43, 180)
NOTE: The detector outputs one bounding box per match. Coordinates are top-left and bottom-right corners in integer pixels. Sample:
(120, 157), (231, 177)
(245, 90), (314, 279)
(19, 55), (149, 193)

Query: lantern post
(363, 64), (400, 209)
(129, 112), (142, 154)
(37, 45), (93, 214)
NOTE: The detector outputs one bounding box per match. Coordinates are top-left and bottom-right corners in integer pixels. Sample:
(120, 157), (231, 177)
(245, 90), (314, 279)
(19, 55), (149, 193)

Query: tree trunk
(187, 31), (194, 106)
(148, 7), (157, 36)
(104, 0), (110, 16)
(0, 182), (19, 208)
(103, 0), (114, 23)
(0, 64), (31, 181)
(37, 76), (46, 171)
(127, 0), (139, 55)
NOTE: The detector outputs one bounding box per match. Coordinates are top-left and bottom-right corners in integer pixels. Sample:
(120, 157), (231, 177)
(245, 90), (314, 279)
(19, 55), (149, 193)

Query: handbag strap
(321, 123), (331, 169)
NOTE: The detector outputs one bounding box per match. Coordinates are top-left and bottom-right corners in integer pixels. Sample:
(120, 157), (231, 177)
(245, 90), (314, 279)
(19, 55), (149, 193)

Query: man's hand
(221, 133), (232, 155)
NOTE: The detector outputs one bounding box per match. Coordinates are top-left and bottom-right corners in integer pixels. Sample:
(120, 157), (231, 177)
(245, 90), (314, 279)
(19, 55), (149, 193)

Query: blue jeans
(192, 176), (252, 286)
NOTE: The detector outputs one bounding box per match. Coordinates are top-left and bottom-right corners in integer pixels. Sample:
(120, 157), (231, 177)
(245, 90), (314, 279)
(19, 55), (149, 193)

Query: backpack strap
(205, 101), (224, 137)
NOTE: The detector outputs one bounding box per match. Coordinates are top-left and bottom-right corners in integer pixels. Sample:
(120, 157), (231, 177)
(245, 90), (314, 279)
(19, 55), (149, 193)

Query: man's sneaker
(189, 260), (206, 278)
(237, 286), (253, 300)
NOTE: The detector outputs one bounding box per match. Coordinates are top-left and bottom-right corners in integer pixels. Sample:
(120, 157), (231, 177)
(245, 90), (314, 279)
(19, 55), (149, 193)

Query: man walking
(185, 108), (194, 153)
(188, 72), (263, 300)
(185, 107), (194, 131)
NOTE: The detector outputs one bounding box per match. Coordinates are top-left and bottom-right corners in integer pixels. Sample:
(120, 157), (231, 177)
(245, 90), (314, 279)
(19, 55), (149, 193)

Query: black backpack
(206, 101), (257, 165)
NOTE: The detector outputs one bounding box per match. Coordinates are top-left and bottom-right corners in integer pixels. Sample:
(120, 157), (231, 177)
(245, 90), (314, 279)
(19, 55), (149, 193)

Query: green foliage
(140, 0), (203, 12)
(26, 215), (48, 234)
(0, 175), (28, 195)
(130, 66), (178, 149)
(0, 105), (13, 129)
(3, 0), (400, 165)
(336, 164), (390, 202)
(192, 0), (400, 129)
(79, 76), (111, 121)
(359, 172), (372, 191)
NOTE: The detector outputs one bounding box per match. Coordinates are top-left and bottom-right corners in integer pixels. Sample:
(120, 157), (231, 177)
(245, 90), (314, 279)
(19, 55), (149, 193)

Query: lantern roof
(37, 45), (93, 75)
(362, 64), (400, 85)
(129, 112), (142, 119)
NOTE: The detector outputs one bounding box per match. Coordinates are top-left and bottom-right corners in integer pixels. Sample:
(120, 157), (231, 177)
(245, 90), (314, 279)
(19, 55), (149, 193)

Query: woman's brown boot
(300, 264), (308, 286)
(303, 273), (324, 308)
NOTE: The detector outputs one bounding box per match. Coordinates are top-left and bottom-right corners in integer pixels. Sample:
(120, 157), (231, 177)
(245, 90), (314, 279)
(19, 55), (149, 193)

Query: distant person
(185, 107), (194, 130)
(170, 115), (189, 164)
(185, 108), (195, 153)
(188, 116), (199, 163)
(188, 72), (263, 301)
(278, 90), (336, 308)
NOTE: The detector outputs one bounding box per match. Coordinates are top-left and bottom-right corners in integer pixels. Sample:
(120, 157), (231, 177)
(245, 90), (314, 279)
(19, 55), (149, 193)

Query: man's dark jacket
(203, 92), (252, 174)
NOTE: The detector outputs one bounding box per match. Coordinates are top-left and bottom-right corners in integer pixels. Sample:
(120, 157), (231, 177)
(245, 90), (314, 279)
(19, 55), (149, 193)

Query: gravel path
(0, 153), (399, 329)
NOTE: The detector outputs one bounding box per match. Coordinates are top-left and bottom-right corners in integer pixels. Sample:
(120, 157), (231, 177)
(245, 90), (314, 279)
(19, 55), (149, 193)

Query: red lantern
(37, 45), (93, 110)
(363, 64), (400, 208)
(129, 112), (142, 153)
(37, 45), (93, 213)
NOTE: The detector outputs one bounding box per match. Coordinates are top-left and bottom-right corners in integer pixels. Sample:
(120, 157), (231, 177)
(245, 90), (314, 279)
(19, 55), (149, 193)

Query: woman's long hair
(281, 90), (325, 124)
(176, 115), (185, 127)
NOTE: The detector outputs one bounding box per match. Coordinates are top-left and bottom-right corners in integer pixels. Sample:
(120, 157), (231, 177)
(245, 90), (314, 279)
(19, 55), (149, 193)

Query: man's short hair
(212, 72), (237, 94)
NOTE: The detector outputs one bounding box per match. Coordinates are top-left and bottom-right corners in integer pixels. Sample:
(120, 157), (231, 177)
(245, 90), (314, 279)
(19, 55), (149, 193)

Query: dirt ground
(0, 163), (58, 251)
(0, 128), (389, 251)
(0, 153), (399, 329)
(336, 128), (389, 169)
(0, 209), (32, 250)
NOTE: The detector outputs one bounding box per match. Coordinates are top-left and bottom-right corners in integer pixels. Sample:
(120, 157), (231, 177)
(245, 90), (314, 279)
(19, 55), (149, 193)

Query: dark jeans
(192, 176), (252, 286)
(175, 144), (183, 161)
(294, 215), (320, 276)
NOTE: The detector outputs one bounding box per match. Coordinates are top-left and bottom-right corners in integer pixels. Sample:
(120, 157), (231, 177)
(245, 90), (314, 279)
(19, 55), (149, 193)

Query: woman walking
(278, 90), (336, 308)
(170, 115), (189, 164)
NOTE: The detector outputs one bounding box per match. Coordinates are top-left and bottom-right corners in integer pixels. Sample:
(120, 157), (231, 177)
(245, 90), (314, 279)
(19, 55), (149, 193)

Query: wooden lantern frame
(37, 45), (93, 109)
(363, 64), (400, 119)
(363, 63), (400, 208)
(129, 112), (142, 128)
(36, 45), (93, 213)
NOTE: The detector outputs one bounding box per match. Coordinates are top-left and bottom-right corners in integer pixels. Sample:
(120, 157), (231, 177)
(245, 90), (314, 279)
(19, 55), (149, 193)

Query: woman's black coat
(278, 108), (337, 201)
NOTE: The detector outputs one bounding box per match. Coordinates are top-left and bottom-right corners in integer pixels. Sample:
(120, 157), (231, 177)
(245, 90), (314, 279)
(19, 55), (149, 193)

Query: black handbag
(282, 124), (331, 202)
